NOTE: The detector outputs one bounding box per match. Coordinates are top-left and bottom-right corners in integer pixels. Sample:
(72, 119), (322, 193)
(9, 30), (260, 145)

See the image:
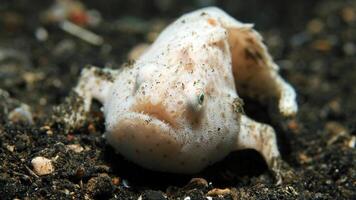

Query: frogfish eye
(198, 93), (205, 105)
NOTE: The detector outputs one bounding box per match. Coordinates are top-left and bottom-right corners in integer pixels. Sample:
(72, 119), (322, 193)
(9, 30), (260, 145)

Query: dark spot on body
(246, 37), (254, 44)
(184, 63), (194, 71)
(207, 18), (217, 26)
(244, 48), (263, 63)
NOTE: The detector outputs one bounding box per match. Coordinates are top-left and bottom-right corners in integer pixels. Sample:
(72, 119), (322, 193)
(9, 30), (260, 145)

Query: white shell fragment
(31, 156), (55, 176)
(74, 7), (298, 182)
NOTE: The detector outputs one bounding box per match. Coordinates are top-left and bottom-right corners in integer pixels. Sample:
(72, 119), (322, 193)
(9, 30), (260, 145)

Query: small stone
(298, 152), (312, 164)
(184, 177), (209, 190)
(312, 39), (332, 51)
(5, 144), (15, 152)
(287, 119), (300, 134)
(39, 97), (47, 106)
(341, 7), (355, 23)
(66, 134), (75, 141)
(87, 123), (97, 134)
(327, 99), (341, 115)
(40, 125), (53, 135)
(46, 130), (53, 135)
(66, 144), (84, 153)
(307, 19), (324, 34)
(40, 125), (51, 131)
(87, 174), (114, 198)
(23, 72), (44, 86)
(343, 42), (356, 56)
(31, 156), (55, 176)
(35, 27), (48, 41)
(347, 136), (355, 148)
(285, 185), (298, 195)
(189, 178), (208, 187)
(206, 188), (231, 197)
(75, 166), (85, 179)
(63, 189), (70, 195)
(8, 104), (33, 124)
(112, 177), (120, 185)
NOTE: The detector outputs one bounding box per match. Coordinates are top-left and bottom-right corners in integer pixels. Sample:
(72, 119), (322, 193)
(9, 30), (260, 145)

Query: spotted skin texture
(74, 7), (297, 182)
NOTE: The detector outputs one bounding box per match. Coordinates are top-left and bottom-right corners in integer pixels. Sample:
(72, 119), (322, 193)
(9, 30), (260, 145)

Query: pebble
(347, 136), (355, 148)
(66, 144), (84, 153)
(22, 71), (45, 86)
(341, 7), (355, 23)
(31, 156), (55, 176)
(112, 177), (120, 185)
(327, 99), (341, 115)
(312, 39), (332, 51)
(206, 188), (231, 196)
(298, 152), (312, 164)
(35, 27), (48, 41)
(40, 125), (53, 135)
(307, 19), (324, 34)
(87, 173), (114, 198)
(189, 178), (208, 186)
(75, 166), (85, 179)
(5, 144), (15, 152)
(184, 177), (209, 190)
(287, 119), (300, 134)
(8, 104), (34, 124)
(87, 123), (97, 134)
(343, 42), (356, 56)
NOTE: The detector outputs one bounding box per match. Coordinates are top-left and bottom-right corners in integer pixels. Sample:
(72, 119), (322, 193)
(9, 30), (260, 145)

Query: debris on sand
(31, 156), (55, 176)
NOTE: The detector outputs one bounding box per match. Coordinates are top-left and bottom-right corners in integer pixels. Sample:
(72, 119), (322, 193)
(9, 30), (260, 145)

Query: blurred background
(0, 0), (354, 109)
